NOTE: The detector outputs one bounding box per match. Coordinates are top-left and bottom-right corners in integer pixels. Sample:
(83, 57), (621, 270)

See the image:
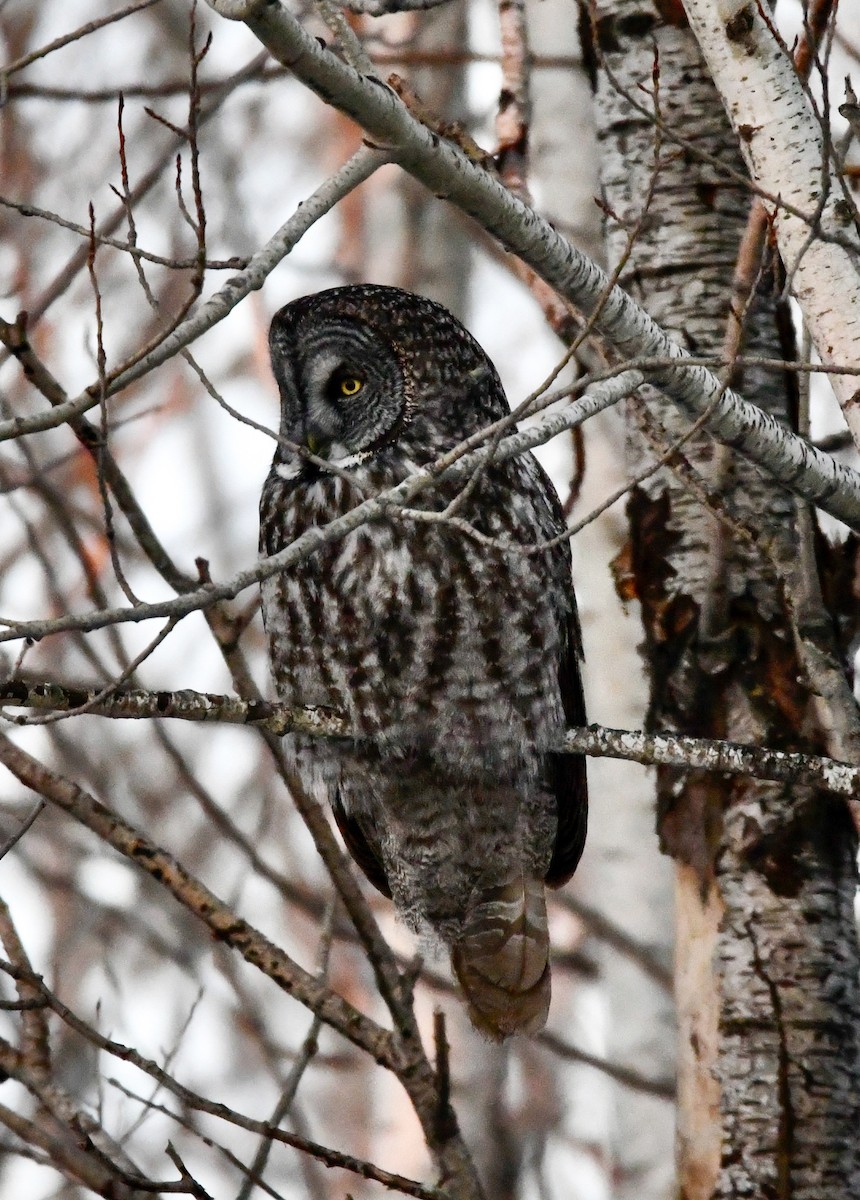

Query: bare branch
(0, 735), (487, 1197)
(0, 145), (388, 445)
(0, 731), (397, 1065)
(0, 196), (245, 270)
(539, 1031), (675, 1099)
(2, 49), (271, 344)
(1, 0), (162, 78)
(0, 799), (45, 861)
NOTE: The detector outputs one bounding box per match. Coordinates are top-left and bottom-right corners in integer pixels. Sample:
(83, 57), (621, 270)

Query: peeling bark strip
(495, 0), (531, 194)
(593, 2), (860, 1196)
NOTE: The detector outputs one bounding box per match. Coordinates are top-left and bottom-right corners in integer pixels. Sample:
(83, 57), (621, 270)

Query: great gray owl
(259, 285), (587, 1039)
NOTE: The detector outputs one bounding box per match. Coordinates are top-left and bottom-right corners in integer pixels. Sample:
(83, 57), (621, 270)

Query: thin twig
(0, 372), (638, 644)
(0, 800), (45, 861)
(2, 0), (162, 79)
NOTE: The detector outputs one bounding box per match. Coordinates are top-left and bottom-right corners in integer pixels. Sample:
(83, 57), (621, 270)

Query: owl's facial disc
(275, 326), (406, 467)
(302, 347), (368, 457)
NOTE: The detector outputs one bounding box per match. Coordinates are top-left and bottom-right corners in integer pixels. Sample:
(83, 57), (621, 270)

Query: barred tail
(451, 875), (551, 1040)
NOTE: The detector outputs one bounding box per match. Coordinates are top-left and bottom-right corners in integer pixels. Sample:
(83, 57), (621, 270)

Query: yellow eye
(338, 376), (363, 397)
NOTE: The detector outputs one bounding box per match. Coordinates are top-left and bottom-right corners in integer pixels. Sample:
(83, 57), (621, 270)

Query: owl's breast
(260, 462), (411, 710)
(260, 458), (568, 770)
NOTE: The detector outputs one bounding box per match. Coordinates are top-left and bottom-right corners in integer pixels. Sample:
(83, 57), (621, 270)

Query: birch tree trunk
(592, 3), (860, 1196)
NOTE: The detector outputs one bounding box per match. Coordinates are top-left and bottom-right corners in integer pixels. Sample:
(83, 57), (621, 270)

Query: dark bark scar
(746, 918), (793, 1200)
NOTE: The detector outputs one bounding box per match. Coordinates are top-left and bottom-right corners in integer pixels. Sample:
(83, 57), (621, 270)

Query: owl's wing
(535, 464), (588, 890)
(475, 454), (588, 887)
(331, 791), (393, 898)
(545, 600), (588, 887)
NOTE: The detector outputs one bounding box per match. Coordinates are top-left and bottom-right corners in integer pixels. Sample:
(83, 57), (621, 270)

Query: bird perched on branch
(259, 284), (587, 1038)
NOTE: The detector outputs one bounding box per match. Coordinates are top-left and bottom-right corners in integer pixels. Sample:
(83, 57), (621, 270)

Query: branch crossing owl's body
(260, 285), (587, 1038)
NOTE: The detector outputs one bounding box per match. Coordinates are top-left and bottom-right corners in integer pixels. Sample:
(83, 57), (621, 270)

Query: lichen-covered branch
(4, 677), (860, 798)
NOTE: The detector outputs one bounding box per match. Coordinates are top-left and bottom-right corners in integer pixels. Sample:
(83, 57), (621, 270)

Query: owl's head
(268, 285), (507, 469)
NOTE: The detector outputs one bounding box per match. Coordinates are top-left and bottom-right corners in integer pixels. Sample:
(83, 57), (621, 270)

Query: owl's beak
(302, 424), (328, 456)
(302, 398), (343, 457)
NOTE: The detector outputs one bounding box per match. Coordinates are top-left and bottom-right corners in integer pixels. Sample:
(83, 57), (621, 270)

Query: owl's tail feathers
(451, 875), (550, 1040)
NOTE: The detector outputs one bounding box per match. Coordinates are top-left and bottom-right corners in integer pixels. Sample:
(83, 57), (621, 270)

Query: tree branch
(0, 732), (397, 1067)
(200, 0), (860, 531)
(0, 370), (638, 643)
(0, 144), (388, 444)
(3, 677), (859, 799)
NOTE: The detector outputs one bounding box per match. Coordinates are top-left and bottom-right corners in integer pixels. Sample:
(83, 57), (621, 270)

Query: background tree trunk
(528, 0), (677, 1193)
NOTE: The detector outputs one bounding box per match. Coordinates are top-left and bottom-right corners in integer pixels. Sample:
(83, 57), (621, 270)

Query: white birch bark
(682, 0), (860, 442)
(528, 0), (604, 265)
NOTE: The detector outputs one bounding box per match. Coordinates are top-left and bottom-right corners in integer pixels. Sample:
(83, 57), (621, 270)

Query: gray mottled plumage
(259, 285), (587, 1038)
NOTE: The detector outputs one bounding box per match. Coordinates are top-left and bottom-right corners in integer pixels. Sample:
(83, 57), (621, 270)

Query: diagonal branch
(0, 732), (396, 1063)
(0, 735), (486, 1199)
(199, 0), (860, 532)
(0, 144), (388, 445)
(0, 370), (638, 643)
